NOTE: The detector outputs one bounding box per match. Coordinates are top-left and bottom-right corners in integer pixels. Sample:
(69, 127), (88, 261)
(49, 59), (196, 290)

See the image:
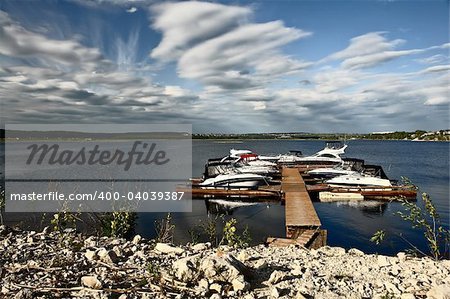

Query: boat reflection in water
(334, 200), (388, 215)
(204, 198), (261, 215)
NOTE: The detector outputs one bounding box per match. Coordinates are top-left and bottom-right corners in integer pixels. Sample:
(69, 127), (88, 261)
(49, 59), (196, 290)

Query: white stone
(377, 255), (391, 267)
(191, 242), (210, 252)
(84, 236), (97, 247)
(295, 292), (307, 299)
(209, 283), (222, 293)
(132, 235), (142, 245)
(97, 248), (118, 264)
(400, 294), (415, 299)
(232, 276), (249, 292)
(348, 248), (365, 256)
(210, 294), (222, 299)
(383, 281), (400, 294)
(198, 278), (209, 290)
(84, 250), (97, 261)
(200, 255), (241, 282)
(268, 270), (285, 285)
(172, 256), (196, 282)
(271, 286), (280, 298)
(154, 243), (184, 255)
(81, 276), (102, 289)
(318, 246), (346, 256)
(426, 284), (450, 299)
(397, 252), (406, 262)
(237, 250), (251, 262)
(253, 259), (268, 270)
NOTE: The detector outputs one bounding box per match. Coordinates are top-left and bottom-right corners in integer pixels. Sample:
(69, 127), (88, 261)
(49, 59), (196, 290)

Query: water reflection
(204, 199), (259, 215)
(335, 200), (388, 216)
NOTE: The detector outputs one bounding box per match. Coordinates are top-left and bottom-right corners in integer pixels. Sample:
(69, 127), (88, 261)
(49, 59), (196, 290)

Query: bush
(371, 192), (450, 260)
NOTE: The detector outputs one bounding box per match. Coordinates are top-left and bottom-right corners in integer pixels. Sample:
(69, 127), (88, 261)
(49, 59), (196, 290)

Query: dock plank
(282, 168), (321, 228)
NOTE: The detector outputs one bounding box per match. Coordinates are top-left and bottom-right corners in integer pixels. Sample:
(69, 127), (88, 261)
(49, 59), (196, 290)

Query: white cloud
(150, 2), (311, 91)
(416, 54), (448, 65)
(421, 65), (450, 74)
(126, 7), (137, 13)
(323, 32), (428, 69)
(178, 21), (310, 88)
(0, 11), (102, 70)
(150, 2), (251, 62)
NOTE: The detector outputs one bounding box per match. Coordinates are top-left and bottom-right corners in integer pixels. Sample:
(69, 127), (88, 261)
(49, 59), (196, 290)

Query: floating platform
(319, 191), (364, 202)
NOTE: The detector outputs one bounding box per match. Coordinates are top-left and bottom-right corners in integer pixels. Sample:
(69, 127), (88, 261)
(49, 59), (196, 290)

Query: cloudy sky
(0, 0), (448, 133)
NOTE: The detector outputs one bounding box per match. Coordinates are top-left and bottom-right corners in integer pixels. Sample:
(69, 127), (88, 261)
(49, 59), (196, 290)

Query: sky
(0, 0), (448, 133)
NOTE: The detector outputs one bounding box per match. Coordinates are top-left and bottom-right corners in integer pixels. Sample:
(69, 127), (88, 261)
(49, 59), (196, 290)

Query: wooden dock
(267, 167), (326, 248)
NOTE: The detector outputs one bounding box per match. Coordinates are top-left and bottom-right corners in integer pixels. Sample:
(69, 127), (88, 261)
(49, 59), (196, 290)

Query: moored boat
(199, 173), (269, 190)
(326, 173), (392, 187)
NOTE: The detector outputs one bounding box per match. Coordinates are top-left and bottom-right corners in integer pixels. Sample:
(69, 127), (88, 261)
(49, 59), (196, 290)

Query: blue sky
(0, 0), (448, 133)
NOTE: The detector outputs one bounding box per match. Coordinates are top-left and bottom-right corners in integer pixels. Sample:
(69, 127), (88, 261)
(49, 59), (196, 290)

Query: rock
(295, 292), (307, 299)
(397, 252), (406, 261)
(253, 259), (268, 270)
(291, 265), (303, 276)
(318, 246), (346, 256)
(81, 276), (102, 289)
(390, 265), (400, 276)
(154, 243), (184, 255)
(172, 256), (196, 282)
(232, 276), (249, 292)
(132, 235), (142, 245)
(210, 294), (222, 299)
(377, 255), (391, 267)
(198, 278), (209, 290)
(112, 245), (123, 257)
(192, 242), (210, 252)
(237, 251), (250, 262)
(200, 255), (241, 282)
(84, 236), (97, 247)
(271, 286), (280, 298)
(348, 248), (364, 256)
(111, 238), (122, 246)
(85, 250), (97, 261)
(400, 294), (415, 299)
(97, 248), (118, 264)
(383, 281), (400, 295)
(268, 270), (286, 285)
(426, 284), (450, 299)
(209, 283), (222, 293)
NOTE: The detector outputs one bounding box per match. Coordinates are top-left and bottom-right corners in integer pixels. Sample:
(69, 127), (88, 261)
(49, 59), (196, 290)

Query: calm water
(2, 140), (449, 256)
(137, 140), (449, 256)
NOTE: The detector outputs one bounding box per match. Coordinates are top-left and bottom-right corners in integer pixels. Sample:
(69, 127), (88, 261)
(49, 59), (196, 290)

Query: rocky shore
(1, 226), (449, 299)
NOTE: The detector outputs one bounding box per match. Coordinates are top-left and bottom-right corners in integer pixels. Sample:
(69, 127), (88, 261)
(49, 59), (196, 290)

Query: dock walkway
(282, 167), (321, 231)
(267, 168), (325, 248)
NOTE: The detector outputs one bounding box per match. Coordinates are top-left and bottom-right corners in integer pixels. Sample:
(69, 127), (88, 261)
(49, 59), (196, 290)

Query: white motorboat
(229, 149), (282, 163)
(308, 167), (357, 178)
(237, 153), (277, 167)
(199, 173), (268, 189)
(278, 142), (348, 165)
(234, 164), (278, 176)
(307, 158), (364, 178)
(229, 148), (252, 158)
(326, 173), (392, 187)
